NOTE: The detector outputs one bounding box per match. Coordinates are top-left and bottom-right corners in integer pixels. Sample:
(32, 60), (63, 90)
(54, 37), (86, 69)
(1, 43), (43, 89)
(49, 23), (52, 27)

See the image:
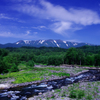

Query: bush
(26, 60), (34, 68)
(69, 89), (85, 99)
(9, 63), (19, 72)
(18, 61), (27, 70)
(86, 94), (92, 100)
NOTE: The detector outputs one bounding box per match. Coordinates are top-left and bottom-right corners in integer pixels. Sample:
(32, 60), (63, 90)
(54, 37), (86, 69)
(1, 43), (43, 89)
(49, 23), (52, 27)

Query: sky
(0, 0), (100, 45)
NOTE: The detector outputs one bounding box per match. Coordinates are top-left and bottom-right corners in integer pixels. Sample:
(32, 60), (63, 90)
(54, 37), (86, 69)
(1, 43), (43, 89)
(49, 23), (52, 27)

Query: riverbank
(0, 65), (100, 100)
(0, 65), (89, 89)
(32, 81), (100, 100)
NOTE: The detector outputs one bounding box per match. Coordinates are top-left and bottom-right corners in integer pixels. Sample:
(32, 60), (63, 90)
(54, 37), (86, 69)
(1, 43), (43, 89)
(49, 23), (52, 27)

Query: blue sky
(0, 0), (100, 44)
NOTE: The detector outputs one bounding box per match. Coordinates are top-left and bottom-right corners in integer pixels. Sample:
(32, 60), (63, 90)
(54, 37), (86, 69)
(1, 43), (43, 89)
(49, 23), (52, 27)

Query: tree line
(0, 45), (100, 73)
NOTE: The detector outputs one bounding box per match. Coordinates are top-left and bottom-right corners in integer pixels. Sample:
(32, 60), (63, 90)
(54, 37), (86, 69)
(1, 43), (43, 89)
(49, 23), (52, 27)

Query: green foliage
(69, 89), (85, 99)
(65, 48), (78, 64)
(9, 63), (19, 72)
(0, 59), (7, 73)
(0, 49), (9, 73)
(1, 45), (100, 74)
(48, 72), (70, 77)
(94, 54), (100, 66)
(26, 60), (34, 68)
(0, 67), (70, 84)
(3, 55), (19, 73)
(48, 56), (63, 66)
(86, 94), (93, 100)
(0, 48), (9, 57)
(18, 62), (27, 70)
(85, 55), (94, 65)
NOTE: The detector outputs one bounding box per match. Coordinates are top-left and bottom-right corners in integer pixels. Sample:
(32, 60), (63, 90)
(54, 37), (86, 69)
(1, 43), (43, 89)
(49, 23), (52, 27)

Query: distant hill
(0, 39), (93, 48)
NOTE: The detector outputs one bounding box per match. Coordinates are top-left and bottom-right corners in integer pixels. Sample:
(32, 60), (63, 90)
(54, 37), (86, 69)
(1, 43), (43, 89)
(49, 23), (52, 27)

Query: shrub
(9, 63), (19, 72)
(18, 61), (27, 70)
(26, 60), (34, 68)
(69, 89), (85, 99)
(86, 94), (92, 100)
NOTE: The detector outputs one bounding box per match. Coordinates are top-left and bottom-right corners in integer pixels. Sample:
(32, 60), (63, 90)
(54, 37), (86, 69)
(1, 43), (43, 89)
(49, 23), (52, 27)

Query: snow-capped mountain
(0, 39), (93, 48)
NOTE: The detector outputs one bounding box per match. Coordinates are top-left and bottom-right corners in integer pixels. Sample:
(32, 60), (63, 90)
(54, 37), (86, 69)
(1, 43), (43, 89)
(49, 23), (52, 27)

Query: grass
(0, 67), (70, 84)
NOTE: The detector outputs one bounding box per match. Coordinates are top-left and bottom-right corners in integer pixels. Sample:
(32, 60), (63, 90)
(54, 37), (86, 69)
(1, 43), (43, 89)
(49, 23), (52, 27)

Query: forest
(0, 45), (100, 74)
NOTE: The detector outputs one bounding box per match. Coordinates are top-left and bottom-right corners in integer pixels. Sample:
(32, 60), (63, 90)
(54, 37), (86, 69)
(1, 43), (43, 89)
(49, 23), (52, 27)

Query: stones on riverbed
(0, 84), (10, 89)
(0, 90), (21, 100)
(65, 77), (75, 84)
(47, 85), (53, 90)
(38, 92), (42, 95)
(20, 96), (27, 100)
(37, 84), (48, 89)
(10, 95), (19, 100)
(65, 70), (100, 84)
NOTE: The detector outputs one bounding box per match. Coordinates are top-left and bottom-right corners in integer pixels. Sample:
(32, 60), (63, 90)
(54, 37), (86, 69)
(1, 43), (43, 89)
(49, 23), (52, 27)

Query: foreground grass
(0, 67), (70, 84)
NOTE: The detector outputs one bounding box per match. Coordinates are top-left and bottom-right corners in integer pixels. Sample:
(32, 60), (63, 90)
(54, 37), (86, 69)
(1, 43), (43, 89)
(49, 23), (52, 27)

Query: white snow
(23, 40), (31, 44)
(73, 43), (78, 46)
(54, 40), (60, 47)
(66, 44), (68, 47)
(53, 40), (56, 44)
(16, 42), (19, 44)
(63, 41), (68, 47)
(39, 40), (45, 44)
(63, 41), (66, 44)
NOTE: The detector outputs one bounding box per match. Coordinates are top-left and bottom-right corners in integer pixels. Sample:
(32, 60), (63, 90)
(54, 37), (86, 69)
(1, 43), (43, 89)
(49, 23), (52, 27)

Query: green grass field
(0, 67), (70, 84)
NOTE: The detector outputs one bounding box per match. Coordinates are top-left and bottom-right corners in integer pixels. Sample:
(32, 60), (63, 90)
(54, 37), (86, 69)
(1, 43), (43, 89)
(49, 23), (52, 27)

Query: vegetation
(69, 88), (85, 99)
(0, 45), (100, 74)
(35, 81), (100, 100)
(0, 67), (70, 84)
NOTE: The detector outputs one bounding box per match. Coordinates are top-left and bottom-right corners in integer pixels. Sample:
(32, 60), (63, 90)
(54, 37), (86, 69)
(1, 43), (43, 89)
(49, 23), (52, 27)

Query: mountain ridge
(0, 39), (93, 49)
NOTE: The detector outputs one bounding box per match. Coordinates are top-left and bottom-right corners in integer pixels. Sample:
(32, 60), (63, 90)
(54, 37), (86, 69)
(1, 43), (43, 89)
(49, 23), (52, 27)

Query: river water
(0, 69), (100, 100)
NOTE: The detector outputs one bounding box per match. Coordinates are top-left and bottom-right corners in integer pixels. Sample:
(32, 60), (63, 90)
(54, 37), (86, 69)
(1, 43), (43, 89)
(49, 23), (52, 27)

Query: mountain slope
(0, 39), (93, 48)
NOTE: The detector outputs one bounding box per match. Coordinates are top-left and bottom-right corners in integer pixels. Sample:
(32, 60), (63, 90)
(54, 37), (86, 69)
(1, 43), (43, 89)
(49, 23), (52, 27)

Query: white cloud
(50, 21), (72, 34)
(0, 14), (12, 20)
(32, 26), (46, 30)
(0, 13), (25, 23)
(33, 32), (38, 34)
(11, 0), (33, 3)
(26, 30), (30, 35)
(14, 0), (100, 35)
(0, 31), (36, 39)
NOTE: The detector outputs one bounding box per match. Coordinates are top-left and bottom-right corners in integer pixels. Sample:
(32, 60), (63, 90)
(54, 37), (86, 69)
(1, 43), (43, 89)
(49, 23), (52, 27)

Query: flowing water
(0, 69), (100, 100)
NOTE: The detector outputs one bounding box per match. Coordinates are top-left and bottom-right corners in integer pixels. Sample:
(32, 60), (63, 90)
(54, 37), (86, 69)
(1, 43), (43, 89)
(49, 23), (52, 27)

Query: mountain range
(0, 39), (93, 49)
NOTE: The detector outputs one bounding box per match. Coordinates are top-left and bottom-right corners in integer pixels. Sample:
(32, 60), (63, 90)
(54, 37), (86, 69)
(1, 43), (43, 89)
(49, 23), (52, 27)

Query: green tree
(85, 55), (94, 66)
(77, 49), (85, 65)
(48, 56), (63, 66)
(65, 48), (78, 64)
(94, 54), (100, 66)
(9, 63), (19, 72)
(26, 60), (34, 68)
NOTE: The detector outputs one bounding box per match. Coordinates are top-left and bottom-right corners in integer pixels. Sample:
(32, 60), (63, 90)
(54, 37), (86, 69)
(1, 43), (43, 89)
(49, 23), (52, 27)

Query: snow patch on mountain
(54, 40), (60, 47)
(11, 39), (93, 49)
(23, 40), (31, 44)
(66, 44), (68, 47)
(16, 42), (19, 44)
(73, 43), (78, 46)
(63, 41), (66, 44)
(39, 40), (45, 44)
